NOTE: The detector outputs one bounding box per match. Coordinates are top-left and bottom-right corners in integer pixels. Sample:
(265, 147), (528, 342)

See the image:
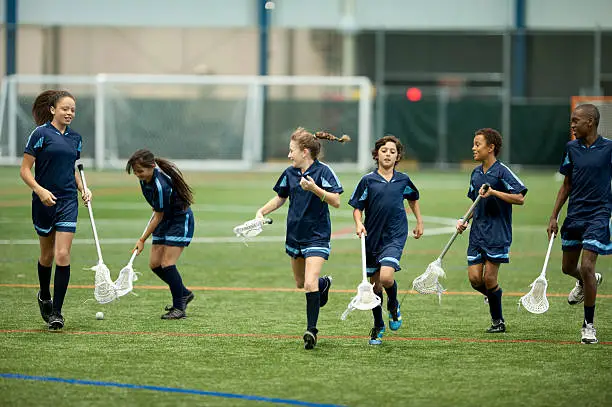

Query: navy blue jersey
(24, 122), (82, 199)
(467, 161), (527, 248)
(348, 170), (419, 253)
(140, 168), (189, 216)
(559, 136), (612, 219)
(273, 160), (343, 243)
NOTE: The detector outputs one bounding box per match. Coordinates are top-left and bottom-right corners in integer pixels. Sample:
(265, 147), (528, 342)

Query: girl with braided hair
(256, 127), (350, 349)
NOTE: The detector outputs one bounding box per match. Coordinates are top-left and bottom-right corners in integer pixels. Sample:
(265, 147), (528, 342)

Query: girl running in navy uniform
(348, 135), (423, 345)
(126, 149), (195, 319)
(256, 127), (349, 349)
(457, 128), (527, 333)
(20, 90), (91, 330)
(548, 104), (609, 344)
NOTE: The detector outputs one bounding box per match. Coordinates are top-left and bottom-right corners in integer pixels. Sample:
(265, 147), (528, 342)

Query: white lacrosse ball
(96, 311), (104, 320)
(265, 1), (275, 9)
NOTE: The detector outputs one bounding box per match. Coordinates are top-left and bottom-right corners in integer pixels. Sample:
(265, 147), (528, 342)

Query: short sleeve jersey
(348, 170), (419, 252)
(559, 136), (612, 219)
(273, 160), (343, 243)
(140, 168), (189, 216)
(467, 161), (528, 247)
(24, 122), (82, 199)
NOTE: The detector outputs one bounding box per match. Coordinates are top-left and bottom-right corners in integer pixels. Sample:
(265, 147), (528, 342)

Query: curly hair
(32, 90), (75, 126)
(474, 128), (502, 157)
(371, 135), (404, 166)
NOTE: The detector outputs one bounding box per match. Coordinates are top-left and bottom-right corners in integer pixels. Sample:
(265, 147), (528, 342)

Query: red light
(406, 87), (422, 102)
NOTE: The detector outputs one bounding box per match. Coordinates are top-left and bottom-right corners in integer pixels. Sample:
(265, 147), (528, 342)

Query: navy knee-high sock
(486, 286), (503, 321)
(372, 290), (384, 328)
(471, 283), (487, 295)
(52, 265), (70, 314)
(162, 265), (186, 310)
(385, 280), (398, 311)
(305, 291), (320, 334)
(38, 262), (52, 300)
(153, 266), (190, 296)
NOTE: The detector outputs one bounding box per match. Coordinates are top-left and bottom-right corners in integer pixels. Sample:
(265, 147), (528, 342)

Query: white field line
(0, 226), (457, 245)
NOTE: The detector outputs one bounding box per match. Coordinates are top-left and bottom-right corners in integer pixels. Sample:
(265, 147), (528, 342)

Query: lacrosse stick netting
(78, 164), (117, 304)
(412, 184), (489, 302)
(341, 234), (382, 320)
(233, 218), (273, 241)
(519, 232), (555, 314)
(114, 214), (154, 297)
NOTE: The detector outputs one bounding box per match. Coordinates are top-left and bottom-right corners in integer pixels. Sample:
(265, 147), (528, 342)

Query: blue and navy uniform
(140, 168), (194, 247)
(466, 161), (527, 265)
(559, 136), (612, 254)
(349, 170), (419, 276)
(273, 160), (343, 259)
(24, 122), (82, 236)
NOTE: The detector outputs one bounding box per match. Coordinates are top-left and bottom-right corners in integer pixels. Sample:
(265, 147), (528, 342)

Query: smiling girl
(20, 90), (92, 330)
(255, 127), (350, 349)
(456, 128), (527, 333)
(126, 149), (195, 319)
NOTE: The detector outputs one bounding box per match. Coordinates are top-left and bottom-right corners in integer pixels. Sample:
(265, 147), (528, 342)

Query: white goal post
(0, 74), (373, 171)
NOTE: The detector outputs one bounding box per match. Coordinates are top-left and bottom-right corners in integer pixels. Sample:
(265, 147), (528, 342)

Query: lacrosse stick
(412, 184), (490, 303)
(341, 233), (382, 320)
(519, 231), (555, 314)
(233, 217), (273, 244)
(77, 164), (117, 304)
(113, 214), (154, 298)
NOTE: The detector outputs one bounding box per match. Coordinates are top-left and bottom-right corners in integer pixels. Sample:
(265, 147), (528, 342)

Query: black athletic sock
(153, 266), (190, 296)
(372, 290), (384, 328)
(52, 265), (70, 314)
(385, 280), (398, 311)
(305, 291), (320, 333)
(38, 262), (52, 300)
(162, 265), (186, 310)
(471, 283), (487, 295)
(486, 286), (503, 322)
(584, 305), (595, 326)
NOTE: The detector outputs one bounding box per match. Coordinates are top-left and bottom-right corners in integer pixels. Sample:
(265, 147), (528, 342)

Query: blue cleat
(388, 304), (403, 331)
(369, 326), (385, 345)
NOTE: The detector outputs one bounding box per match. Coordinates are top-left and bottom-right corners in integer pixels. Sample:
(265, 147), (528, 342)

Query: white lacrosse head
(519, 277), (549, 314)
(340, 280), (382, 320)
(114, 264), (135, 298)
(90, 262), (117, 304)
(233, 219), (265, 239)
(412, 258), (446, 295)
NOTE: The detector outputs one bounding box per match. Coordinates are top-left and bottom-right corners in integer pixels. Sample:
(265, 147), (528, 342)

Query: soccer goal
(571, 96), (612, 138)
(0, 74), (373, 171)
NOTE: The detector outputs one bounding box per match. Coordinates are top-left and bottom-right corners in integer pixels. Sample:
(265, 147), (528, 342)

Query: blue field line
(0, 373), (346, 407)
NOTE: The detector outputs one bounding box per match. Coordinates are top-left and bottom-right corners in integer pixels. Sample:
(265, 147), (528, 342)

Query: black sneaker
(165, 291), (194, 311)
(48, 312), (64, 331)
(37, 291), (53, 323)
(161, 307), (186, 320)
(303, 330), (317, 350)
(319, 276), (332, 308)
(486, 319), (506, 333)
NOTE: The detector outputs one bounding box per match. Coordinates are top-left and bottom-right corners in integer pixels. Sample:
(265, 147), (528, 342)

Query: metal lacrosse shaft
(77, 164), (104, 263)
(438, 184), (489, 260)
(128, 213), (155, 267)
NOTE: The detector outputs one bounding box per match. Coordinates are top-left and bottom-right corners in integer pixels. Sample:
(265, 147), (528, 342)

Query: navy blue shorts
(467, 243), (510, 266)
(561, 215), (612, 255)
(32, 196), (78, 236)
(285, 239), (330, 260)
(152, 209), (195, 247)
(366, 245), (403, 277)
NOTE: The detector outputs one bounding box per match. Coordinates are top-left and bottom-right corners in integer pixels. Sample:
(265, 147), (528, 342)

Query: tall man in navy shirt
(548, 104), (609, 344)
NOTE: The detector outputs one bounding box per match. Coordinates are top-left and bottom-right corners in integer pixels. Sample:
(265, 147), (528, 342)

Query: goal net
(0, 74), (373, 171)
(571, 96), (612, 139)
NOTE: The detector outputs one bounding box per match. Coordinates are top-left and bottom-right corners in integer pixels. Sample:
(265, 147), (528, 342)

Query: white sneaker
(581, 323), (598, 344)
(568, 273), (603, 305)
